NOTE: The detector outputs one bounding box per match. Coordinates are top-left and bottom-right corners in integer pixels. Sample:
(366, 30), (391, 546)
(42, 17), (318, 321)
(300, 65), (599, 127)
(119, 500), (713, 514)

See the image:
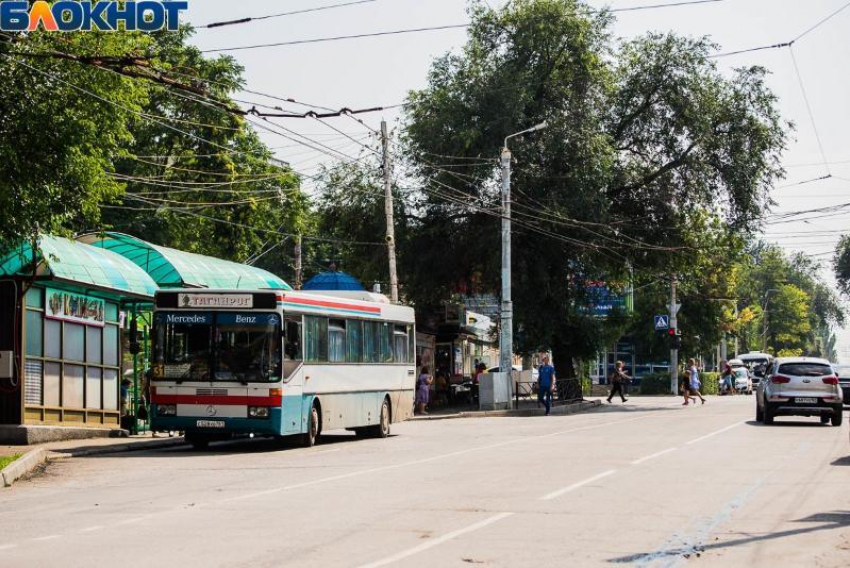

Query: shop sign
(45, 288), (105, 327)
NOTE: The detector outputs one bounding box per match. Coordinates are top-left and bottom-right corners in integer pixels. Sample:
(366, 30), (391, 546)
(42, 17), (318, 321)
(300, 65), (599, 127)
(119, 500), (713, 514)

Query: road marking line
(0, 544), (17, 551)
(540, 470), (617, 501)
(79, 525), (104, 533)
(219, 415), (654, 504)
(357, 512), (514, 568)
(631, 447), (678, 465)
(686, 421), (745, 445)
(117, 517), (148, 526)
(30, 535), (61, 542)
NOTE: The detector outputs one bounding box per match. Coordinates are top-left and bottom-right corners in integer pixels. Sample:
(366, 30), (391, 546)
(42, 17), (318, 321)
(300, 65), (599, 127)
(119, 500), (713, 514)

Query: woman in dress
(416, 366), (433, 415)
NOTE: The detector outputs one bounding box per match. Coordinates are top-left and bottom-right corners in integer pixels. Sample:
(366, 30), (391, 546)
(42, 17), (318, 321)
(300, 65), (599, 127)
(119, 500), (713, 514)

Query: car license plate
(795, 397), (817, 404)
(196, 420), (225, 428)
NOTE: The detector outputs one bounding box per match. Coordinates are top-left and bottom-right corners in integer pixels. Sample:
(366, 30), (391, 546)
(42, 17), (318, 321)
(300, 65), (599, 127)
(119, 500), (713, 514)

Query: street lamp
(762, 288), (780, 351)
(499, 121), (548, 375)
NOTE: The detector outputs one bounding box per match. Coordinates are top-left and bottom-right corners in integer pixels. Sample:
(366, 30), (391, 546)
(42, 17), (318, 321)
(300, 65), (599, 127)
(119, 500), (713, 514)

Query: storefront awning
(0, 235), (158, 299)
(78, 232), (291, 291)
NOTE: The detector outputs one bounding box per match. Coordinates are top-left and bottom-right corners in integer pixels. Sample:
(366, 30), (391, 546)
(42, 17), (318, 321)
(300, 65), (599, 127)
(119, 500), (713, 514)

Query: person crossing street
(537, 356), (556, 416)
(607, 361), (630, 404)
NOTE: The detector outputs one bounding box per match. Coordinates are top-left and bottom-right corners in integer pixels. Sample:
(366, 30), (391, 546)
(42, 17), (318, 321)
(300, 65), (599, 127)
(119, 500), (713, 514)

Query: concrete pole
(499, 147), (513, 375)
(381, 120), (399, 303)
(670, 277), (678, 395)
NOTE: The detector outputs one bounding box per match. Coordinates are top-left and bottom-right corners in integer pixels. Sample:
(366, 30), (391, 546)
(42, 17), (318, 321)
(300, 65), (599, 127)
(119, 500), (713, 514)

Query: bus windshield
(153, 312), (281, 383)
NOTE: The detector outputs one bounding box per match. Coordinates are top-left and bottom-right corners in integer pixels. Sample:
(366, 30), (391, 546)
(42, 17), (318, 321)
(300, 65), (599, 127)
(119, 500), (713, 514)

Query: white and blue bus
(150, 289), (416, 449)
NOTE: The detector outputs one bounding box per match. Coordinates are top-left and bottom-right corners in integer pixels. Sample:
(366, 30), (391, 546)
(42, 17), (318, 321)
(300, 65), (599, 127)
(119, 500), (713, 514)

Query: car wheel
(820, 414), (831, 425)
(756, 401), (764, 422)
(763, 402), (775, 425)
(832, 410), (843, 427)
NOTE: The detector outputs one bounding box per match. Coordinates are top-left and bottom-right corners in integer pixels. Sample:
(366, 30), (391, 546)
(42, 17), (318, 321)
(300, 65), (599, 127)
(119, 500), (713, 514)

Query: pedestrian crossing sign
(654, 315), (669, 330)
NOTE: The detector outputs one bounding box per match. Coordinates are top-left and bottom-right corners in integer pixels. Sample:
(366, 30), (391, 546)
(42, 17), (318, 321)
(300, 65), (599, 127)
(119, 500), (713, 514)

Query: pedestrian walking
(607, 361), (630, 404)
(720, 361), (736, 395)
(537, 356), (556, 415)
(415, 366), (433, 415)
(687, 358), (706, 405)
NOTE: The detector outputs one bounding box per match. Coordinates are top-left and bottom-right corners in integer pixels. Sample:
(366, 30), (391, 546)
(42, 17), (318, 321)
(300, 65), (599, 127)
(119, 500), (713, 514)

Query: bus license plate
(196, 420), (225, 428)
(795, 397), (817, 404)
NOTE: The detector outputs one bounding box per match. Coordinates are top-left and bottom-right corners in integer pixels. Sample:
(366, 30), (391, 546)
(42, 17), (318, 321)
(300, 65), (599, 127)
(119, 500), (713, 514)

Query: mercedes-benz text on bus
(149, 289), (416, 449)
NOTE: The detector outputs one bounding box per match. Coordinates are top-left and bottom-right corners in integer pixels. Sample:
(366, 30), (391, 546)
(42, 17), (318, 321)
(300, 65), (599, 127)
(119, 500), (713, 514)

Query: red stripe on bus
(151, 395), (282, 407)
(276, 296), (381, 314)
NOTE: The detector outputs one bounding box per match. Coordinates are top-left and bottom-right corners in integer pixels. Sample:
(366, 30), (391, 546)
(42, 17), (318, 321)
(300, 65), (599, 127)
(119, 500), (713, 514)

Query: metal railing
(514, 378), (584, 409)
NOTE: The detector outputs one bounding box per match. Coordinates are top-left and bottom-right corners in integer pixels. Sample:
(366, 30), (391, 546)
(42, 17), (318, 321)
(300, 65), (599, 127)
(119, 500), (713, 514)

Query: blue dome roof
(302, 271), (365, 291)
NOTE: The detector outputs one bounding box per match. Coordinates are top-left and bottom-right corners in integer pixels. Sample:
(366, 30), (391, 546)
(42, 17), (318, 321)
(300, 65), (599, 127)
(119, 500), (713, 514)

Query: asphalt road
(1, 396), (848, 567)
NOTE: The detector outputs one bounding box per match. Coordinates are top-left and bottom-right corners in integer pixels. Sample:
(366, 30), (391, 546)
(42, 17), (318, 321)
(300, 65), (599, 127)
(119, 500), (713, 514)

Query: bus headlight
(157, 404), (176, 417)
(248, 406), (270, 419)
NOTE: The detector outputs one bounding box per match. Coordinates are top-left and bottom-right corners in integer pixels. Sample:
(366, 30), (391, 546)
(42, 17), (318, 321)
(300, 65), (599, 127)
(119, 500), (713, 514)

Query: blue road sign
(654, 315), (669, 330)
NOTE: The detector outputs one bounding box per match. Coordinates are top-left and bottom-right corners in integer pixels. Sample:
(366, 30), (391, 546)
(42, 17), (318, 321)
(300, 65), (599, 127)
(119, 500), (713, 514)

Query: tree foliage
(400, 0), (788, 370)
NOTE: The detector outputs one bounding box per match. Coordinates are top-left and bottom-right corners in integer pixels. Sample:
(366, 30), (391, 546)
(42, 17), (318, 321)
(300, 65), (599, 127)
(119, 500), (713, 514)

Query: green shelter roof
(0, 235), (158, 298)
(78, 232), (291, 291)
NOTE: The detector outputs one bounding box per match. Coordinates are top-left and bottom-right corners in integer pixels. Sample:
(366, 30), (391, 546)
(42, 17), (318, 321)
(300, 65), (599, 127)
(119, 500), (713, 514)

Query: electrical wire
(199, 0), (380, 29)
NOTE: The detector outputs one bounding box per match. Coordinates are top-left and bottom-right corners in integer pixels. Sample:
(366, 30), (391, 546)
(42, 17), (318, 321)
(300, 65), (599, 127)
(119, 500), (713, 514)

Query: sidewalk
(411, 398), (602, 420)
(0, 431), (187, 460)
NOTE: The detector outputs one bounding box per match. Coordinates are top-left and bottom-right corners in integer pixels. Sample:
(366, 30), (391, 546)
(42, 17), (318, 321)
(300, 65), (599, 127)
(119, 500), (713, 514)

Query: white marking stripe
(117, 517), (148, 526)
(540, 470), (617, 501)
(219, 415), (654, 505)
(0, 544), (17, 551)
(686, 421), (745, 445)
(30, 535), (61, 542)
(357, 512), (514, 568)
(631, 447), (678, 465)
(79, 525), (104, 533)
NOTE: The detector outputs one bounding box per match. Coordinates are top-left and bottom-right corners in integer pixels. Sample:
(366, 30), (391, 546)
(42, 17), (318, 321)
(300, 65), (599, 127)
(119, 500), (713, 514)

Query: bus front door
(282, 316), (304, 435)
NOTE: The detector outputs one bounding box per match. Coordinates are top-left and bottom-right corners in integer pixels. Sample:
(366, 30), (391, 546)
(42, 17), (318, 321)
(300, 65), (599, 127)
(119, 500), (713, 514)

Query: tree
(0, 23), (308, 271)
(0, 28), (146, 250)
(401, 0), (787, 375)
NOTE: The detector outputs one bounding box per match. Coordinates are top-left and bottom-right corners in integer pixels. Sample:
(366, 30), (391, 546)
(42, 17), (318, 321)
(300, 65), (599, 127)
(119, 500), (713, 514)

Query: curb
(49, 437), (189, 459)
(1, 448), (47, 487)
(412, 400), (602, 421)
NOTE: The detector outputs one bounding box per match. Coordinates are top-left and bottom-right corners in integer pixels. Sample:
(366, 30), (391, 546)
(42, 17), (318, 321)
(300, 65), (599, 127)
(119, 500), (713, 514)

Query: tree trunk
(552, 341), (582, 402)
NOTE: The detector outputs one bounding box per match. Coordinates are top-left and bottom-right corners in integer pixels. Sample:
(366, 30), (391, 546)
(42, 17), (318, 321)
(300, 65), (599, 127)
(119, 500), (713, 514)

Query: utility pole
(294, 235), (302, 290)
(669, 277), (679, 395)
(381, 120), (399, 303)
(499, 146), (513, 376)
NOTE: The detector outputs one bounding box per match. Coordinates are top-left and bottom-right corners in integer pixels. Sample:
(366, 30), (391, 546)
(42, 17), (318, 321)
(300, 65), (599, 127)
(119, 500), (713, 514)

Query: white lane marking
(0, 544), (17, 551)
(540, 470), (617, 501)
(30, 535), (61, 542)
(686, 421), (745, 445)
(313, 448), (340, 455)
(117, 517), (148, 526)
(79, 525), (104, 533)
(357, 512), (514, 568)
(631, 447), (678, 465)
(219, 415), (654, 504)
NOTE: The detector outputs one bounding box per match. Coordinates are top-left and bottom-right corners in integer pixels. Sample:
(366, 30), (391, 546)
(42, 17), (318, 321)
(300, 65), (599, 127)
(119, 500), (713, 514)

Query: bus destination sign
(178, 294), (254, 309)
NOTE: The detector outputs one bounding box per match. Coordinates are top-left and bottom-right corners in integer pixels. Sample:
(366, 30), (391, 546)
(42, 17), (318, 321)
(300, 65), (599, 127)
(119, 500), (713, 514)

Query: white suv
(756, 357), (843, 426)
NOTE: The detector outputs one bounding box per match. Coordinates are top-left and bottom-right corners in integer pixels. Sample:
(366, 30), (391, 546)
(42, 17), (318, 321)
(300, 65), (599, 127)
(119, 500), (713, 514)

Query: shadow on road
(608, 510), (850, 564)
(80, 431), (381, 458)
(831, 456), (850, 466)
(744, 419), (834, 428)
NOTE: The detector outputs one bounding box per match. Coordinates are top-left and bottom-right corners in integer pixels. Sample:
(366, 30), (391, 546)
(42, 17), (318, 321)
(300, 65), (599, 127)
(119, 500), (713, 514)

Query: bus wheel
(303, 404), (320, 447)
(370, 398), (391, 438)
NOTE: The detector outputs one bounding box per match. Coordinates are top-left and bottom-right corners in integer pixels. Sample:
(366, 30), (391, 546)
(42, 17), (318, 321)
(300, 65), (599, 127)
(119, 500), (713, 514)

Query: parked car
(756, 357), (843, 426)
(831, 363), (850, 406)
